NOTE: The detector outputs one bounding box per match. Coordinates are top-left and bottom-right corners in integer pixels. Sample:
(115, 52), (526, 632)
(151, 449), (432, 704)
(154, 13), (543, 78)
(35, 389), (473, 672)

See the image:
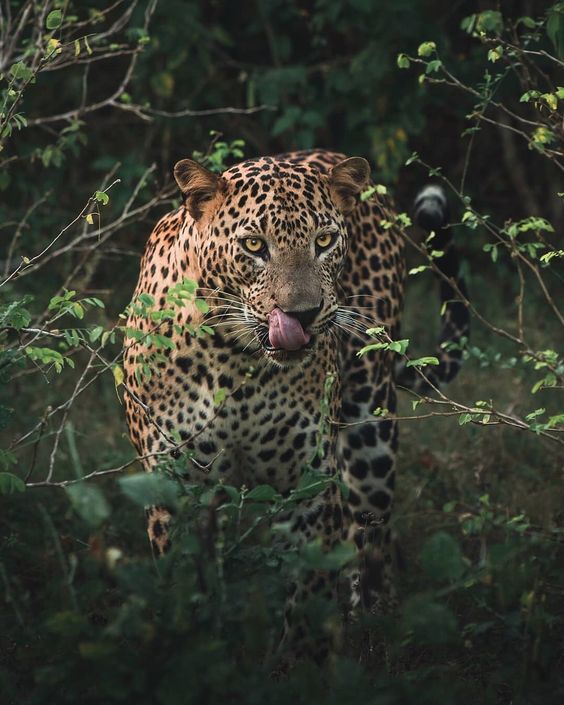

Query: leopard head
(174, 155), (370, 366)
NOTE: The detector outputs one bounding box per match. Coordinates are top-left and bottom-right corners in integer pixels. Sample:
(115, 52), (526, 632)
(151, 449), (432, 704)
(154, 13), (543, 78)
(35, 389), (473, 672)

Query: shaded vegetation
(1, 1), (563, 703)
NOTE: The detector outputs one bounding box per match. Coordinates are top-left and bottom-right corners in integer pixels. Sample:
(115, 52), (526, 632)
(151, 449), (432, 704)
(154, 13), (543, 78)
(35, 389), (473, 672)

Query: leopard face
(174, 155), (370, 366)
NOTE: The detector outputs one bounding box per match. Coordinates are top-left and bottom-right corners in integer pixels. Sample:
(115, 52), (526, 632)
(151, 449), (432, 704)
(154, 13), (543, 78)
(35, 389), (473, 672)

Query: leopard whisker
(334, 313), (370, 335)
(337, 306), (379, 325)
(333, 317), (371, 339)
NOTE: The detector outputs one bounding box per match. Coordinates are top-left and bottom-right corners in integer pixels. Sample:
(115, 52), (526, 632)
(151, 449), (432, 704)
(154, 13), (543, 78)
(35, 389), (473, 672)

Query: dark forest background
(1, 1), (563, 703)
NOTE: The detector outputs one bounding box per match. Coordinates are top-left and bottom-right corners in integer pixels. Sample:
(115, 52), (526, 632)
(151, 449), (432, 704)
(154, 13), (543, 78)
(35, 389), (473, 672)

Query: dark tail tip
(414, 184), (449, 232)
(396, 182), (468, 394)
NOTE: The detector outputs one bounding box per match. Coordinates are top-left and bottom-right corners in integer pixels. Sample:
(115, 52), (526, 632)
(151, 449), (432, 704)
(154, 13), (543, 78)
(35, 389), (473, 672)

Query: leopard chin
(261, 335), (317, 367)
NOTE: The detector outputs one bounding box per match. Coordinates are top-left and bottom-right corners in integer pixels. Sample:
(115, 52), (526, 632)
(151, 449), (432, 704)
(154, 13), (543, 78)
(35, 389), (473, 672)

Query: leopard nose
(281, 301), (323, 329)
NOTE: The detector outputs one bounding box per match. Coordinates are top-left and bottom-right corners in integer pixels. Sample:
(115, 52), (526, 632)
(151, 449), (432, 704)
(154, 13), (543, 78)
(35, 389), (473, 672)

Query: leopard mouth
(244, 307), (337, 364)
(256, 325), (317, 359)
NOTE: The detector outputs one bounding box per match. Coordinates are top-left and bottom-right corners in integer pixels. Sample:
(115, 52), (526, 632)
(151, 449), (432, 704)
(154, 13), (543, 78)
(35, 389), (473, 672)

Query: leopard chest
(156, 336), (339, 492)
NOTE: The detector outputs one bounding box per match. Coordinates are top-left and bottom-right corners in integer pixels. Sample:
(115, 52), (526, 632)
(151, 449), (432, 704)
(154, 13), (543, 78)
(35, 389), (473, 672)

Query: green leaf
(366, 326), (385, 337)
(397, 53), (410, 69)
(519, 16), (536, 29)
(408, 265), (428, 275)
(357, 342), (388, 356)
(388, 339), (409, 354)
(476, 10), (503, 34)
(0, 450), (17, 471)
(300, 540), (356, 571)
(113, 365), (124, 388)
(46, 10), (63, 29)
(0, 472), (25, 494)
(95, 191), (109, 205)
(195, 298), (209, 313)
(291, 471), (333, 501)
(406, 356), (439, 368)
(9, 61), (33, 82)
(361, 184), (387, 201)
(0, 297), (32, 329)
(525, 407), (545, 422)
(417, 41), (436, 57)
(25, 346), (68, 373)
(246, 485), (278, 501)
(65, 483), (110, 527)
(420, 531), (465, 582)
(213, 387), (227, 405)
(89, 326), (104, 343)
(119, 472), (181, 508)
(541, 92), (558, 110)
(153, 335), (176, 350)
(547, 414), (564, 429)
(425, 59), (442, 74)
(520, 90), (540, 103)
(487, 46), (503, 63)
(138, 293), (154, 307)
(460, 14), (477, 34)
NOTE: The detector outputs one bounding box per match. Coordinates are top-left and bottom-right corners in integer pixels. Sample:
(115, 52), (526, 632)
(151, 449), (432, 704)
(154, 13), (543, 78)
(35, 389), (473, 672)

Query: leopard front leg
(124, 389), (175, 557)
(339, 381), (398, 615)
(146, 505), (172, 555)
(278, 478), (345, 665)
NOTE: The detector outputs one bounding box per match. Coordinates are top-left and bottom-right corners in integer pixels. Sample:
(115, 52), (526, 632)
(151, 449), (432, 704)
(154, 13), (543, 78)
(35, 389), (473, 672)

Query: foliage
(0, 1), (563, 704)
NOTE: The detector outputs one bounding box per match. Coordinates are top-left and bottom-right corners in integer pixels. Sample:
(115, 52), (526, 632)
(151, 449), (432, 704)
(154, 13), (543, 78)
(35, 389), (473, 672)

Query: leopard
(123, 149), (469, 661)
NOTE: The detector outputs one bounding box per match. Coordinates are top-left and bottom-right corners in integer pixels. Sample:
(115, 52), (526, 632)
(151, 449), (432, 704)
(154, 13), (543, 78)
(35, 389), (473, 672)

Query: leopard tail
(396, 185), (470, 393)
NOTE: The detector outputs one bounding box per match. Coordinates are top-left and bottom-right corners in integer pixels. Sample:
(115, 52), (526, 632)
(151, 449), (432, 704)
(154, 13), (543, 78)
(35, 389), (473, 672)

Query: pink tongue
(268, 307), (311, 351)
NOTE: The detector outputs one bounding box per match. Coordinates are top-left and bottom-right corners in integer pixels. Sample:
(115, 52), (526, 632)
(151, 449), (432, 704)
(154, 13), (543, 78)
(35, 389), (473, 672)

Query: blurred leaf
(113, 365), (124, 388)
(299, 540), (356, 570)
(397, 53), (410, 69)
(246, 485), (278, 501)
(46, 10), (63, 30)
(547, 4), (564, 59)
(0, 405), (13, 431)
(406, 356), (439, 368)
(46, 610), (88, 637)
(402, 595), (459, 645)
(420, 531), (465, 582)
(213, 387), (226, 405)
(65, 483), (110, 527)
(0, 471), (25, 494)
(0, 297), (32, 329)
(119, 472), (180, 508)
(9, 61), (33, 81)
(195, 298), (209, 313)
(418, 41), (436, 57)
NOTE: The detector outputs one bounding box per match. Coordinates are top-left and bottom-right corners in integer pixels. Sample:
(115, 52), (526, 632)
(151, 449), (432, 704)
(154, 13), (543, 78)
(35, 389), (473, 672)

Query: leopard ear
(174, 159), (226, 221)
(328, 157), (370, 214)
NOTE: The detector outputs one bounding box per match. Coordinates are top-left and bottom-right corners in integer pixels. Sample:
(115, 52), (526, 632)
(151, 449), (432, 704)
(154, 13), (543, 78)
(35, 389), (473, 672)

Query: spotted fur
(123, 149), (468, 658)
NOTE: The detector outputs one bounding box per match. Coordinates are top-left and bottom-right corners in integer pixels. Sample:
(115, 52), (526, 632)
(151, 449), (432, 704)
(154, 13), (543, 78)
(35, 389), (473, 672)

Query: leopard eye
(242, 237), (267, 255)
(315, 231), (335, 251)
